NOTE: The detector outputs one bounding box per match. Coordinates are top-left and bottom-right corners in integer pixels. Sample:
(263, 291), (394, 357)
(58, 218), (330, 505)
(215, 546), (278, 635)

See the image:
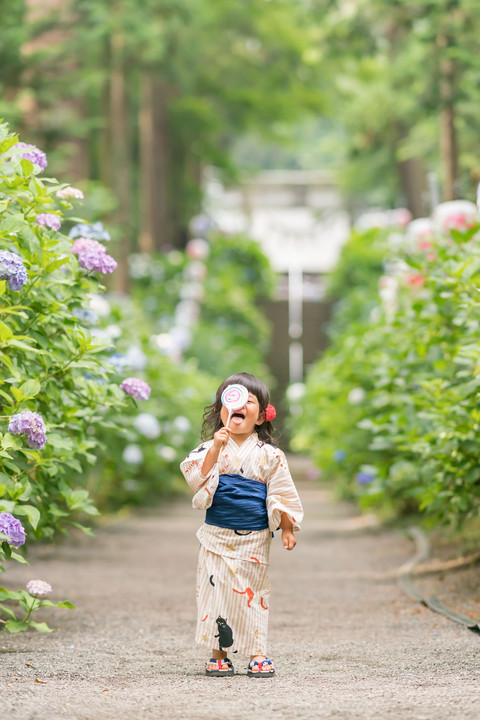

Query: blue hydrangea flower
(0, 512), (26, 547)
(72, 308), (99, 324)
(8, 411), (47, 450)
(0, 250), (28, 291)
(355, 472), (375, 485)
(83, 374), (106, 386)
(69, 222), (111, 242)
(109, 353), (129, 373)
(333, 449), (346, 462)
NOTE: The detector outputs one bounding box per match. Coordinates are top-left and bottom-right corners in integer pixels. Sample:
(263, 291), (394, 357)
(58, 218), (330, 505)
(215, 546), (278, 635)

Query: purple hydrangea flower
(69, 222), (111, 242)
(71, 237), (106, 256)
(120, 377), (151, 401)
(56, 186), (84, 200)
(26, 579), (52, 596)
(15, 142), (48, 172)
(78, 249), (117, 274)
(8, 411), (47, 450)
(0, 512), (26, 548)
(355, 472), (375, 485)
(36, 213), (61, 231)
(0, 250), (28, 291)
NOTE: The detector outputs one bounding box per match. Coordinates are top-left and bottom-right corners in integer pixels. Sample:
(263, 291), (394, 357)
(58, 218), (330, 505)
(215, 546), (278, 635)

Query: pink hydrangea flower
(78, 249), (117, 274)
(71, 238), (106, 255)
(56, 186), (84, 200)
(26, 579), (52, 596)
(70, 238), (117, 275)
(120, 377), (151, 401)
(36, 213), (61, 231)
(444, 213), (476, 231)
(404, 273), (426, 287)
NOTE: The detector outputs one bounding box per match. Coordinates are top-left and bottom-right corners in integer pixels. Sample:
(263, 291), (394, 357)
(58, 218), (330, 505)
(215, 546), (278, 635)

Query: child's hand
(213, 427), (231, 450)
(282, 529), (296, 551)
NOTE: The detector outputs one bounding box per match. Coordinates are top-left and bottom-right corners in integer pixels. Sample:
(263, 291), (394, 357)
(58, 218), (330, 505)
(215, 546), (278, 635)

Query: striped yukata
(180, 432), (303, 656)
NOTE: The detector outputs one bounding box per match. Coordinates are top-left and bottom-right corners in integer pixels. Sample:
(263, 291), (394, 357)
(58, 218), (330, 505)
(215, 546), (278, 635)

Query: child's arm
(265, 448), (303, 537)
(201, 427), (231, 476)
(280, 511), (297, 551)
(180, 438), (223, 510)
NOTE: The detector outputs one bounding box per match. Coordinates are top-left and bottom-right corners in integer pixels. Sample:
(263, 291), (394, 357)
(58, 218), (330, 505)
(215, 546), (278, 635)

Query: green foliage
(0, 122), (126, 544)
(0, 118), (276, 632)
(79, 234), (275, 507)
(326, 228), (388, 302)
(265, 0), (480, 206)
(2, 0), (325, 245)
(292, 214), (480, 529)
(325, 227), (390, 337)
(88, 293), (216, 507)
(0, 586), (74, 634)
(188, 233), (275, 382)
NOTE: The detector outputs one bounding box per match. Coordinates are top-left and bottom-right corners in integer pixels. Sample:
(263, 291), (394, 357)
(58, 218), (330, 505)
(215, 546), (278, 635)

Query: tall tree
(7, 0), (325, 250)
(314, 0), (480, 209)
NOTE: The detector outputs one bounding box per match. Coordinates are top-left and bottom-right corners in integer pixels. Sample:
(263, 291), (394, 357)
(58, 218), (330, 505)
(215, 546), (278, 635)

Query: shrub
(292, 210), (480, 528)
(0, 122), (126, 547)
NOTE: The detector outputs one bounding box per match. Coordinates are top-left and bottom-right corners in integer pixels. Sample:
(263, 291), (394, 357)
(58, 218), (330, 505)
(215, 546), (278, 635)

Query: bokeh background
(2, 0), (480, 554)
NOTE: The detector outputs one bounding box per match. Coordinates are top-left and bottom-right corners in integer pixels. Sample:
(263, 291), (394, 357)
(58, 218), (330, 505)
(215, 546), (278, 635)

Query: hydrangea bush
(0, 122), (128, 541)
(84, 290), (215, 508)
(0, 122), (131, 630)
(187, 233), (275, 383)
(0, 120), (277, 629)
(292, 209), (480, 529)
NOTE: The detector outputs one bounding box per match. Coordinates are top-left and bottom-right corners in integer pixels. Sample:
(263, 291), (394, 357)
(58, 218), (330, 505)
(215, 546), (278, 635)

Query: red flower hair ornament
(265, 404), (276, 422)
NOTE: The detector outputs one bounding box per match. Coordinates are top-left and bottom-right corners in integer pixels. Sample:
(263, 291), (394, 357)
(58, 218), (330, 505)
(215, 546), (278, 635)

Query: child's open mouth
(230, 411), (245, 425)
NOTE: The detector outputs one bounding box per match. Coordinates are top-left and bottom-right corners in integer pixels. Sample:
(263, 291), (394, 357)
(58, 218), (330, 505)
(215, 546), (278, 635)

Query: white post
(288, 255), (303, 384)
(428, 172), (440, 212)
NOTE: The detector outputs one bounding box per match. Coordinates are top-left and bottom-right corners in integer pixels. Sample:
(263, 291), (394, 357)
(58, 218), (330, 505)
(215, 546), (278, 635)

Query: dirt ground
(2, 456), (480, 720)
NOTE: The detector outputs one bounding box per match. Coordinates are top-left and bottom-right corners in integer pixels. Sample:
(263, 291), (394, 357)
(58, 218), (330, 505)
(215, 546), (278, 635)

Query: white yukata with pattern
(180, 432), (303, 656)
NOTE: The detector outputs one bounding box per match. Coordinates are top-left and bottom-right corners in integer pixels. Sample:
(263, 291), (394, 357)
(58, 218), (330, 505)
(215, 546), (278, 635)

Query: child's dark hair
(201, 372), (277, 446)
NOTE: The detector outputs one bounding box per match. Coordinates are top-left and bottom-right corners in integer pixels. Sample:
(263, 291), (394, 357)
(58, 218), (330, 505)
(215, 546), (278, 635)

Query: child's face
(220, 392), (265, 438)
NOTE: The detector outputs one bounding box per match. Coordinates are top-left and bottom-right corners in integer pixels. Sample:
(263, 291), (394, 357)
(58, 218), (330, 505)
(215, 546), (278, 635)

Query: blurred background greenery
(4, 0), (480, 270)
(4, 0), (480, 527)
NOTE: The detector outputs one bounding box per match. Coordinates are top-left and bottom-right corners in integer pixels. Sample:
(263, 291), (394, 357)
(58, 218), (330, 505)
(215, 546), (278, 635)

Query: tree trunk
(110, 32), (131, 293)
(438, 34), (458, 201)
(439, 102), (457, 201)
(98, 68), (111, 189)
(138, 73), (155, 253)
(65, 98), (90, 181)
(396, 156), (428, 218)
(152, 77), (171, 251)
(169, 145), (187, 248)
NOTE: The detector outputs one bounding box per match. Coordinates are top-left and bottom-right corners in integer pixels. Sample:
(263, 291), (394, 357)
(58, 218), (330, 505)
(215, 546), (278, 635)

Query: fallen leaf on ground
(25, 663), (35, 669)
(34, 678), (48, 684)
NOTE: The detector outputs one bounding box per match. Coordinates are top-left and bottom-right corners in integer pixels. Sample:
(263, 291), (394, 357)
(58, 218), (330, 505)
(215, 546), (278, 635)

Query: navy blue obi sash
(205, 473), (268, 531)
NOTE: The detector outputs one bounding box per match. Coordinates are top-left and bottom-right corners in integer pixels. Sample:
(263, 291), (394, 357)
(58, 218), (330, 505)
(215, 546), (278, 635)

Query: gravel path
(1, 457), (480, 719)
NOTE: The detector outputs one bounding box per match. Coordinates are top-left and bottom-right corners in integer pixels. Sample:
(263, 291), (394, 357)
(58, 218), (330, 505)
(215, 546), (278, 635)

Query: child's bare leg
(212, 649), (227, 660)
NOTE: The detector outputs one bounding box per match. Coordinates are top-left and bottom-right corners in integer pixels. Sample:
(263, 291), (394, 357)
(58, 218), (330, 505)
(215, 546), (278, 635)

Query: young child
(180, 372), (303, 677)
